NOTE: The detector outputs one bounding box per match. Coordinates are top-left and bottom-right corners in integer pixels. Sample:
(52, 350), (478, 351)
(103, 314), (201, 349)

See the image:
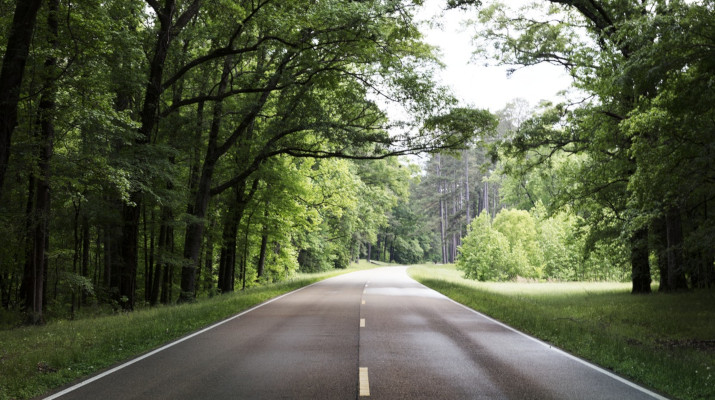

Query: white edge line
(405, 272), (670, 400)
(44, 281), (322, 400)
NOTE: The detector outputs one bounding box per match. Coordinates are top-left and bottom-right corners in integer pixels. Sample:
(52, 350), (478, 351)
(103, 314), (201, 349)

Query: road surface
(45, 266), (667, 399)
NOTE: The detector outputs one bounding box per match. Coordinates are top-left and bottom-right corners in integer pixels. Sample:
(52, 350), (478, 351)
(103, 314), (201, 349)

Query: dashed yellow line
(360, 318), (365, 327)
(359, 367), (370, 396)
(362, 299), (365, 305)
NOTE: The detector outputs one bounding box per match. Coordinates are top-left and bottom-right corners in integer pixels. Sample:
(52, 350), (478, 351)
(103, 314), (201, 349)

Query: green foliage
(457, 205), (627, 282)
(492, 209), (544, 278)
(392, 236), (424, 265)
(1, 0), (473, 320)
(457, 212), (510, 280)
(469, 0), (715, 288)
(537, 206), (580, 280)
(423, 107), (497, 152)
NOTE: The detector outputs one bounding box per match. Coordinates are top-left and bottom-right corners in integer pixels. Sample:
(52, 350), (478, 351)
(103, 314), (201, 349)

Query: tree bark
(180, 50), (288, 300)
(437, 154), (447, 264)
(150, 240), (162, 306)
(630, 226), (651, 294)
(665, 206), (688, 291)
(81, 215), (90, 304)
(256, 233), (269, 279)
(218, 213), (238, 293)
(203, 220), (215, 293)
(143, 205), (153, 303)
(464, 150), (470, 224)
(26, 0), (59, 324)
(0, 0), (44, 197)
(118, 200), (140, 309)
(484, 180), (489, 217)
(155, 206), (174, 305)
(179, 56), (232, 302)
(20, 171), (36, 310)
(651, 216), (670, 292)
(119, 0), (200, 308)
(217, 179), (257, 292)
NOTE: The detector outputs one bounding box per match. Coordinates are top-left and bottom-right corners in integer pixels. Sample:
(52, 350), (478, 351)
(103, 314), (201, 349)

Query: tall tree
(0, 0), (43, 198)
(469, 0), (715, 292)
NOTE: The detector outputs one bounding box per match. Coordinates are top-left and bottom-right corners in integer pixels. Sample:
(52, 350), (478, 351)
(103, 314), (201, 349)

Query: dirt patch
(656, 339), (715, 352)
(36, 361), (57, 373)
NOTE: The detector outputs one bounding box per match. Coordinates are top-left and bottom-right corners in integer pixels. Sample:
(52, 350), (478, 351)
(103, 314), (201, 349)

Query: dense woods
(0, 0), (494, 324)
(1, 0), (713, 326)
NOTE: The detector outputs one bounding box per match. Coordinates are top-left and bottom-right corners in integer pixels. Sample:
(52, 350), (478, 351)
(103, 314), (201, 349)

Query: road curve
(45, 266), (667, 399)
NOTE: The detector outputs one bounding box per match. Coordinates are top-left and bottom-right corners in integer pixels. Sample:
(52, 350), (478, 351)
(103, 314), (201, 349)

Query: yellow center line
(359, 367), (370, 397)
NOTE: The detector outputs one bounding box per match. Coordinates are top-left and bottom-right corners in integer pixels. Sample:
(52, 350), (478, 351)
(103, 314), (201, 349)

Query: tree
(468, 0), (715, 292)
(457, 211), (510, 281)
(0, 0), (43, 199)
(0, 0), (519, 323)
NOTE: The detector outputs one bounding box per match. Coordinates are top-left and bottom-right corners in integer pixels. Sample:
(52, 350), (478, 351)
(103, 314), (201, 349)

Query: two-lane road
(46, 267), (667, 399)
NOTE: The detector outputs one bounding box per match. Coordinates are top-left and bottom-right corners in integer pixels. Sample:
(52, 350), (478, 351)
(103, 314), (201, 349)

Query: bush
(457, 205), (627, 282)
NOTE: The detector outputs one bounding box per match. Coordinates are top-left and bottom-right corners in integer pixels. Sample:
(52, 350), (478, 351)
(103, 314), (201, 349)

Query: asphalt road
(46, 266), (667, 399)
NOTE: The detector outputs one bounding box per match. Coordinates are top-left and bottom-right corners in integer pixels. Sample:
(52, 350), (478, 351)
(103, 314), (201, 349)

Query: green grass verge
(408, 263), (715, 400)
(0, 262), (376, 400)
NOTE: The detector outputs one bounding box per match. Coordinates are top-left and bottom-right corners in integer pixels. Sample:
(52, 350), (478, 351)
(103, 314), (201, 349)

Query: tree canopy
(457, 0), (715, 291)
(0, 0), (496, 323)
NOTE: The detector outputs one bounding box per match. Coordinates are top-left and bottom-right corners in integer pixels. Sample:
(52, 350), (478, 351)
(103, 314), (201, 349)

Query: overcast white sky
(416, 0), (574, 112)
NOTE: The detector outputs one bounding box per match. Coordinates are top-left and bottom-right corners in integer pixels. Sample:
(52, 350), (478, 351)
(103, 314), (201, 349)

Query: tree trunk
(117, 66), (165, 308)
(121, 0), (200, 308)
(651, 216), (670, 292)
(665, 206), (688, 290)
(256, 203), (270, 279)
(437, 154), (447, 264)
(256, 233), (269, 279)
(143, 205), (152, 303)
(485, 180), (490, 217)
(81, 215), (90, 304)
(20, 171), (36, 310)
(94, 230), (101, 287)
(389, 237), (395, 262)
(156, 206), (174, 305)
(464, 150), (470, 224)
(203, 222), (215, 292)
(180, 57), (233, 302)
(630, 226), (651, 294)
(0, 0), (43, 197)
(0, 272), (10, 309)
(103, 224), (112, 288)
(217, 179), (257, 292)
(218, 213), (238, 293)
(150, 240), (162, 307)
(26, 0), (59, 324)
(118, 199), (140, 309)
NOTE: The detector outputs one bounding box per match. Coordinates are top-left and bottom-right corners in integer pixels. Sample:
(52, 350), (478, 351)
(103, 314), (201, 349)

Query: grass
(408, 263), (715, 400)
(0, 261), (376, 400)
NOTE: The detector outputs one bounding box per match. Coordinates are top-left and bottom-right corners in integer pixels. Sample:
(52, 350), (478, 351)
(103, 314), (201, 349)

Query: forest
(1, 0), (713, 327)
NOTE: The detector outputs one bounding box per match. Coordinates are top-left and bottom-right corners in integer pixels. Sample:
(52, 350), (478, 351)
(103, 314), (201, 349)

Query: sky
(415, 0), (574, 113)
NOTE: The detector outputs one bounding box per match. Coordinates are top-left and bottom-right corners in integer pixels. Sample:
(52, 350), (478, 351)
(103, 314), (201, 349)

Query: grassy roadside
(408, 263), (714, 400)
(0, 261), (376, 400)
